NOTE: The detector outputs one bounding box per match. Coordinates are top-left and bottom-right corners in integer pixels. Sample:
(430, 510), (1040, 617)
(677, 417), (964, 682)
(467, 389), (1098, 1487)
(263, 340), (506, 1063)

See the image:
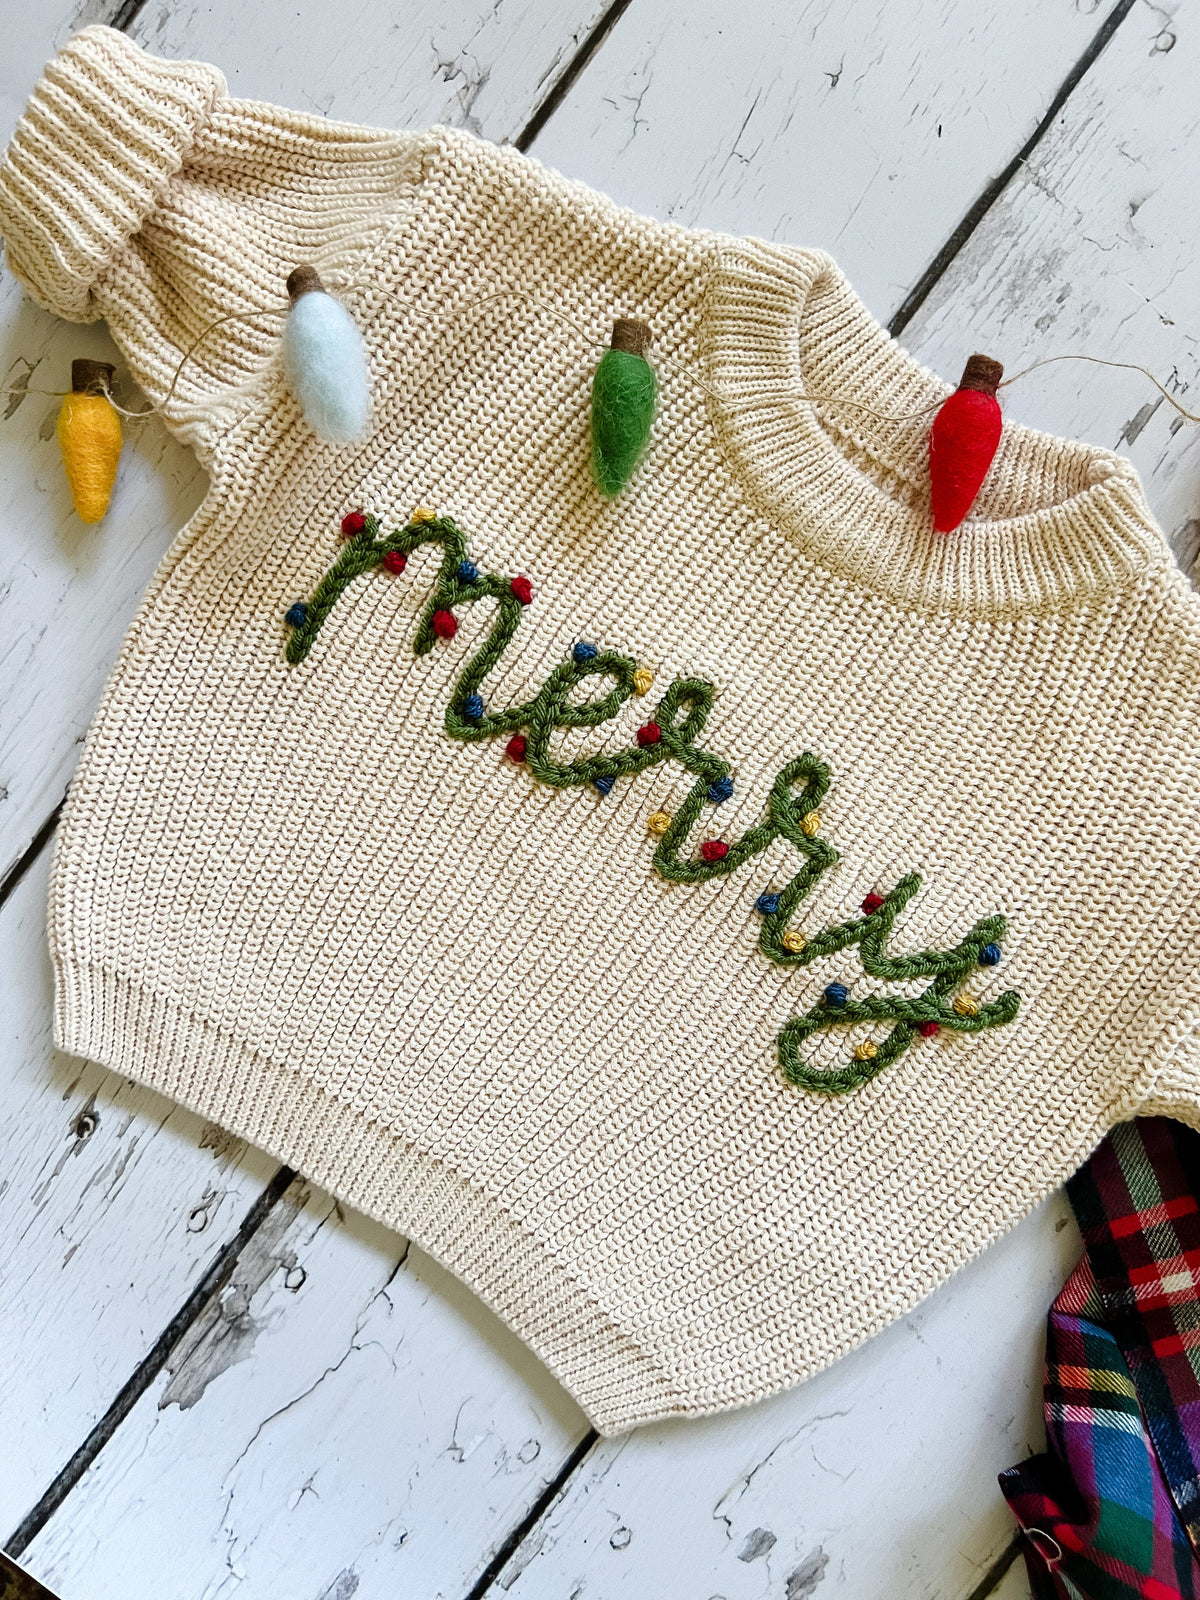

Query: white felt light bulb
(281, 263), (371, 444)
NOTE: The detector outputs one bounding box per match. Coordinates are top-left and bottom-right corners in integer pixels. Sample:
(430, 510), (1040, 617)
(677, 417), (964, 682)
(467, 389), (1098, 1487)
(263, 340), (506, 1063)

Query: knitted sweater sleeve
(0, 25), (428, 457)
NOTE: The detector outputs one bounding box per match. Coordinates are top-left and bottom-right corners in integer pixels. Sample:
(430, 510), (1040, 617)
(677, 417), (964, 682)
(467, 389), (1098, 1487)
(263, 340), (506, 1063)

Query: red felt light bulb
(928, 354), (1004, 534)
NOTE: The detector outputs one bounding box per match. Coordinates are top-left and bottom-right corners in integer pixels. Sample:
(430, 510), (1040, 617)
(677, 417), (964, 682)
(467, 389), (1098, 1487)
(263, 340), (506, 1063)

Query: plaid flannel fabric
(1000, 1118), (1200, 1599)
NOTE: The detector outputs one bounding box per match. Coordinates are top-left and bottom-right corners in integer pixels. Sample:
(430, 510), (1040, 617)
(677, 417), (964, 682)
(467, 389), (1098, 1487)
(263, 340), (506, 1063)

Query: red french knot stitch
(862, 892), (885, 914)
(511, 575), (533, 605)
(383, 550), (406, 574)
(341, 509), (366, 537)
(506, 735), (528, 762)
(917, 1021), (940, 1038)
(636, 722), (662, 747)
(700, 840), (728, 862)
(432, 609), (457, 640)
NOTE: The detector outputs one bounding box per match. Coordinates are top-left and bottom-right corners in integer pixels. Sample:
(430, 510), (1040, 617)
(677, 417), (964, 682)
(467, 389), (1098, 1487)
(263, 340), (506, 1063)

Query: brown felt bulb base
(610, 318), (652, 356)
(71, 358), (115, 395)
(286, 263), (325, 303)
(958, 353), (1003, 396)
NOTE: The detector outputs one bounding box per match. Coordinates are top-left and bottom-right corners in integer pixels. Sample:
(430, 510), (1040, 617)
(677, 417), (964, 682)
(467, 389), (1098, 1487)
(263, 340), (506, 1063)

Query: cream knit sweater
(4, 25), (1200, 1435)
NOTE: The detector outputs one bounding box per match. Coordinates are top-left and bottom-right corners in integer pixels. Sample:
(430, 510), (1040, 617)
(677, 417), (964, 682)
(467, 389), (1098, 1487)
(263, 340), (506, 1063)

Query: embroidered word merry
(282, 510), (1021, 1093)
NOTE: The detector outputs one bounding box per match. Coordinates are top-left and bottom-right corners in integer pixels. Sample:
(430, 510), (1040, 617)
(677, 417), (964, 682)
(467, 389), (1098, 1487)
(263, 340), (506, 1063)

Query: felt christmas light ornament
(590, 318), (656, 497)
(56, 359), (122, 523)
(280, 264), (371, 444)
(928, 353), (1004, 533)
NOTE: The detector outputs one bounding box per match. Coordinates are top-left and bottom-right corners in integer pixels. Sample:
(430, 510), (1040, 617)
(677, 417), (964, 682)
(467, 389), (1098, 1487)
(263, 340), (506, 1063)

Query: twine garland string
(1, 285), (1196, 426)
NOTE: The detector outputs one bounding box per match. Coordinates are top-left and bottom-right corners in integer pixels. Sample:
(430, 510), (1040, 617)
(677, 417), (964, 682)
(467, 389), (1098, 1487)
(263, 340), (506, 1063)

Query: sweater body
(5, 27), (1200, 1433)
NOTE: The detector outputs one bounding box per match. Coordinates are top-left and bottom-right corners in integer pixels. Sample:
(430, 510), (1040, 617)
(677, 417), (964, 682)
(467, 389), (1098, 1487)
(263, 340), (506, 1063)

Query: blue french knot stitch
(285, 602), (308, 627)
(574, 641), (599, 663)
(979, 943), (1002, 966)
(464, 693), (485, 721)
(756, 893), (780, 915)
(458, 560), (478, 581)
(708, 776), (734, 803)
(594, 774), (615, 795)
(823, 983), (849, 1008)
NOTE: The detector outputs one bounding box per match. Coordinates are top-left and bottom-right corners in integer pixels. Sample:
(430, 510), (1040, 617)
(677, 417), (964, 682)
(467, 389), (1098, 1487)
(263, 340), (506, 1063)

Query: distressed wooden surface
(22, 1173), (585, 1600)
(494, 1201), (1078, 1600)
(0, 851), (279, 1530)
(130, 0), (616, 143)
(524, 0), (1110, 319)
(2, 0), (1195, 1597)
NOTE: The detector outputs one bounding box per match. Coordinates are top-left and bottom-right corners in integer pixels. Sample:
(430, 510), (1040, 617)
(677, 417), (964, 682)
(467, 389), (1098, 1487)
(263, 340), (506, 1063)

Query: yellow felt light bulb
(57, 359), (122, 523)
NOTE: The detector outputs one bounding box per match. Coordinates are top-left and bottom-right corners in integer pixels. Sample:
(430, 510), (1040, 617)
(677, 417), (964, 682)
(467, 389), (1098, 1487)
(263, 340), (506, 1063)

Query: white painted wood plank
(0, 280), (208, 882)
(129, 0), (615, 146)
(900, 3), (1199, 573)
(491, 1199), (1071, 1600)
(19, 1189), (586, 1600)
(0, 846), (279, 1533)
(526, 0), (1113, 321)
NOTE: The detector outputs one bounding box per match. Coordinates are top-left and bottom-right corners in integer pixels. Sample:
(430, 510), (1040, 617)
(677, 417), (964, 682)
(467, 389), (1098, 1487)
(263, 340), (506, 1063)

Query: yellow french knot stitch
(410, 505), (439, 524)
(633, 668), (654, 696)
(801, 811), (822, 837)
(646, 810), (672, 836)
(953, 994), (980, 1017)
(853, 1041), (879, 1061)
(781, 929), (806, 953)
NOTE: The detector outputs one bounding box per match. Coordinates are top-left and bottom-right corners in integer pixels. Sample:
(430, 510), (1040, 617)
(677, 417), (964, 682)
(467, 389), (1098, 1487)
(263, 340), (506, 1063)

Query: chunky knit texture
(5, 25), (1200, 1434)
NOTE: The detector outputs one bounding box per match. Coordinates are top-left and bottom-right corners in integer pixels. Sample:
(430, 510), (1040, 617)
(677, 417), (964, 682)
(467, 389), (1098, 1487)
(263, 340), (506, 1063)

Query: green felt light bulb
(590, 318), (656, 497)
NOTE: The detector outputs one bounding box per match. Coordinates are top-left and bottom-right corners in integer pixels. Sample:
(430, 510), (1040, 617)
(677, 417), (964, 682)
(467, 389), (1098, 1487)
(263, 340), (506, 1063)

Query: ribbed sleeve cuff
(0, 25), (226, 321)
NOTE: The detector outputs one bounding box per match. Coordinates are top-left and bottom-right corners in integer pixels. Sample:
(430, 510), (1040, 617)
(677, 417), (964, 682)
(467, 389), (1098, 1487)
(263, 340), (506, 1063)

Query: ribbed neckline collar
(701, 237), (1164, 614)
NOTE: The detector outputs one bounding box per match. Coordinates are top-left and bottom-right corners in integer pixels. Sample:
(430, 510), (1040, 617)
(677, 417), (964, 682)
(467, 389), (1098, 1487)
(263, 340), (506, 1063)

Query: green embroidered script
(284, 512), (1021, 1093)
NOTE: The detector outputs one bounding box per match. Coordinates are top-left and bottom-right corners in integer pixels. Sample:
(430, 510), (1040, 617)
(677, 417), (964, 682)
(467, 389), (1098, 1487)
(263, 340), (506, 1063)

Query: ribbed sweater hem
(51, 953), (689, 1436)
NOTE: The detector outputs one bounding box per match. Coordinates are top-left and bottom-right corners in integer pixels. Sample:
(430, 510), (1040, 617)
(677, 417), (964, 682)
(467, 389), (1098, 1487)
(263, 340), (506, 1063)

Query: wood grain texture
(0, 847), (282, 1535)
(127, 0), (619, 144)
(525, 0), (1116, 319)
(19, 1191), (585, 1600)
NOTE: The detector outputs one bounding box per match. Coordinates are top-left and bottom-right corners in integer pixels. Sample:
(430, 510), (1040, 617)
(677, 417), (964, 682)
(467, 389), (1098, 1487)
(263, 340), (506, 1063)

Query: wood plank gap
(514, 0), (639, 152)
(887, 0), (1137, 337)
(460, 1429), (599, 1598)
(107, 0), (153, 32)
(3, 1163), (298, 1559)
(961, 1532), (1022, 1600)
(0, 802), (63, 922)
